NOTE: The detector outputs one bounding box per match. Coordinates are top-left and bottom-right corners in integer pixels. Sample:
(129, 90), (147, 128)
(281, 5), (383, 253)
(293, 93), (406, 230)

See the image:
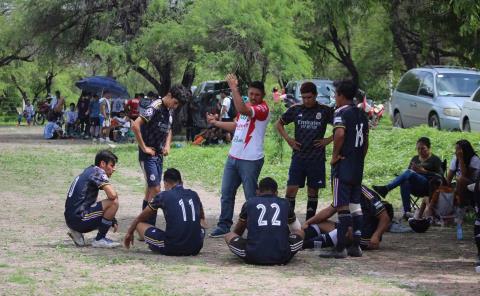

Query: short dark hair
(417, 137), (431, 149)
(95, 150), (118, 166)
(55, 90), (61, 96)
(258, 177), (278, 193)
(300, 81), (317, 95)
(169, 84), (189, 106)
(147, 91), (157, 98)
(138, 93), (145, 98)
(163, 168), (182, 184)
(249, 81), (265, 95)
(69, 103), (75, 107)
(93, 94), (99, 99)
(333, 79), (358, 101)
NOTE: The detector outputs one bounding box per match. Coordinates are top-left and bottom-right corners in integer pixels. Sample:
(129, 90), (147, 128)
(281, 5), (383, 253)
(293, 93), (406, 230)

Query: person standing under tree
(320, 79), (369, 259)
(207, 74), (270, 238)
(276, 81), (333, 227)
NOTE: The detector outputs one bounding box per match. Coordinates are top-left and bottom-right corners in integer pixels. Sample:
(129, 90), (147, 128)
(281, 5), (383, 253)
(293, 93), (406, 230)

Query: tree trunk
(181, 60), (196, 89)
(126, 54), (163, 93)
(45, 71), (55, 95)
(389, 0), (418, 69)
(10, 75), (28, 100)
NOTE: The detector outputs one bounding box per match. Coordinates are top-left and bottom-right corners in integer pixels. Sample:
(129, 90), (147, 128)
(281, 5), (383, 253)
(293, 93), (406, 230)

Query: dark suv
(284, 79), (335, 107)
(191, 81), (229, 129)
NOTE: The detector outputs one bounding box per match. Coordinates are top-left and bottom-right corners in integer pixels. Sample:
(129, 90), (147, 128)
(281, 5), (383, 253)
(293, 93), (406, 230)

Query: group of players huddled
(65, 73), (455, 266)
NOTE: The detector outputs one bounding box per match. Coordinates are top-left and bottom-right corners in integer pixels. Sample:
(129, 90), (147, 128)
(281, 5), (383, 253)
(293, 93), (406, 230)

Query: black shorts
(65, 202), (104, 233)
(139, 154), (163, 187)
(227, 234), (303, 265)
(144, 226), (205, 256)
(287, 157), (326, 189)
(90, 117), (100, 127)
(332, 177), (361, 208)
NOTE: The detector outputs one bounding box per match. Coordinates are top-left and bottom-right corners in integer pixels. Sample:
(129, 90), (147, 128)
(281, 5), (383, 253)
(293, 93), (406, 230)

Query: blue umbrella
(75, 76), (130, 98)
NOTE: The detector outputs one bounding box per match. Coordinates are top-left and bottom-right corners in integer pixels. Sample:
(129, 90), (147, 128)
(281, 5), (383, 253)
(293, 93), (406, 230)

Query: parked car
(390, 66), (480, 130)
(459, 86), (480, 132)
(191, 80), (229, 129)
(284, 79), (335, 107)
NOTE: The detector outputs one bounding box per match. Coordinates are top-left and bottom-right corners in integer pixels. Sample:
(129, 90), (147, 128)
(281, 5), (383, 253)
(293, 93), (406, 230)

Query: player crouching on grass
(124, 168), (207, 256)
(225, 177), (305, 265)
(64, 150), (120, 248)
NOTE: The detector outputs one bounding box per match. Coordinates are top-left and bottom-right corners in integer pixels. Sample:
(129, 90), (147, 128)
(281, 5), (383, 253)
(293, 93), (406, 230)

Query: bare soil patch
(0, 126), (478, 295)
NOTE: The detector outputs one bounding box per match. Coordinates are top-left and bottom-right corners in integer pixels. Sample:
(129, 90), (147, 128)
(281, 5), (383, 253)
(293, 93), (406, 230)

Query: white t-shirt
(229, 101), (270, 160)
(449, 155), (480, 180)
(221, 97), (232, 119)
(99, 97), (111, 116)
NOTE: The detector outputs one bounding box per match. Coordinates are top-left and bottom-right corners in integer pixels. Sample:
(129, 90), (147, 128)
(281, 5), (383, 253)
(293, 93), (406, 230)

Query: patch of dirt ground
(0, 126), (478, 295)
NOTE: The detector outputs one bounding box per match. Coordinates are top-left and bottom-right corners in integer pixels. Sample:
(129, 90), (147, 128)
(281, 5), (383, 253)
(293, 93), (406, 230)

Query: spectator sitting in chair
(446, 139), (480, 208)
(373, 137), (443, 219)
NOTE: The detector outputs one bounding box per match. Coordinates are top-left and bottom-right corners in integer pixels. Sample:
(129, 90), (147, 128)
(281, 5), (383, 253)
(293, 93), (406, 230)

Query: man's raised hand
(226, 73), (238, 90)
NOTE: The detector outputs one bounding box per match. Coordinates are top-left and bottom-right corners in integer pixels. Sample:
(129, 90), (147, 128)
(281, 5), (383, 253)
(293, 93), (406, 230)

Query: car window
(473, 88), (480, 102)
(214, 82), (228, 91)
(203, 83), (215, 92)
(316, 82), (334, 96)
(418, 72), (434, 97)
(436, 73), (480, 97)
(396, 71), (421, 95)
(285, 82), (293, 95)
(193, 84), (202, 97)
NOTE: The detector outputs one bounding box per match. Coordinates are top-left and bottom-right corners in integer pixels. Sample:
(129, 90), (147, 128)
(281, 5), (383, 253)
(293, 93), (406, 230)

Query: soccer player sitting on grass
(302, 185), (393, 251)
(64, 150), (120, 248)
(225, 177), (304, 265)
(124, 168), (207, 256)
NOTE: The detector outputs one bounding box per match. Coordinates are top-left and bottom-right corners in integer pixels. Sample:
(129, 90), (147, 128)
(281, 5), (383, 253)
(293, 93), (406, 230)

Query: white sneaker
(67, 228), (85, 247)
(91, 237), (120, 248)
(105, 138), (113, 143)
(99, 138), (106, 143)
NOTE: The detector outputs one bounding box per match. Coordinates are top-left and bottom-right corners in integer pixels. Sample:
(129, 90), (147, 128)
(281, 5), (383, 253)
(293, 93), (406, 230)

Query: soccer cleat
(209, 227), (228, 238)
(319, 248), (348, 259)
(347, 245), (363, 257)
(67, 228), (85, 247)
(91, 237), (120, 248)
(372, 185), (389, 198)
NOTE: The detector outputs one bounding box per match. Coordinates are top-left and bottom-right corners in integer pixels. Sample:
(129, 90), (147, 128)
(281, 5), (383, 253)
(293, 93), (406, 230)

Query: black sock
(143, 200), (157, 226)
(304, 225), (321, 240)
(96, 218), (113, 240)
(475, 223), (480, 256)
(324, 233), (334, 247)
(352, 213), (364, 247)
(337, 210), (352, 251)
(303, 233), (333, 249)
(306, 195), (318, 220)
(286, 196), (296, 223)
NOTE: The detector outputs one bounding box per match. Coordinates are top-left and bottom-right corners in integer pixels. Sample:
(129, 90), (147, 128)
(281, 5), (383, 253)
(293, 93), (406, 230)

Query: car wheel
(463, 118), (471, 132)
(428, 113), (441, 130)
(393, 111), (403, 128)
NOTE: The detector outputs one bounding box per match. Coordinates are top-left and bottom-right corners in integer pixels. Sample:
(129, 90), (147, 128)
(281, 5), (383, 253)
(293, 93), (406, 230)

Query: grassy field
(102, 117), (479, 210)
(0, 120), (479, 295)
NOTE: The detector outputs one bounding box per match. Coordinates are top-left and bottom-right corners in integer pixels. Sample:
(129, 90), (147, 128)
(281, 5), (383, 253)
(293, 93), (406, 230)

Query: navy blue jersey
(281, 103), (333, 160)
(65, 166), (110, 217)
(148, 185), (204, 255)
(239, 195), (291, 264)
(332, 104), (369, 185)
(139, 99), (172, 159)
(360, 185), (386, 238)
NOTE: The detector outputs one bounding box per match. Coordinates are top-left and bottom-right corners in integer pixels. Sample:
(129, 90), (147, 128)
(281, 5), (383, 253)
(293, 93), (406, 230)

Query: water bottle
(456, 223), (463, 240)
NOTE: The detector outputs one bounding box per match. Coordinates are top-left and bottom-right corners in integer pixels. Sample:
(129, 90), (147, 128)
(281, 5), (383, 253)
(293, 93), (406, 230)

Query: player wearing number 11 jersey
(225, 177), (304, 265)
(124, 168), (206, 256)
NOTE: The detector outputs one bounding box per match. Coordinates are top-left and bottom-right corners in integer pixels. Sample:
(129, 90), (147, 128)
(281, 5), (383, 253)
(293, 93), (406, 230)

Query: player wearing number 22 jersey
(225, 177), (304, 265)
(124, 168), (205, 256)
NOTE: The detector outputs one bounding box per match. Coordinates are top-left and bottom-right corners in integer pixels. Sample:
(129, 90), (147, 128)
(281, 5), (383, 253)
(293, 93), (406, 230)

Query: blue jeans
(387, 169), (429, 213)
(217, 156), (264, 230)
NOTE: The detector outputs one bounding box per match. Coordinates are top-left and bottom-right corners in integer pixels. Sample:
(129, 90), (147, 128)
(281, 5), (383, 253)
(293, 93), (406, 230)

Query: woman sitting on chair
(373, 137), (443, 219)
(446, 139), (480, 207)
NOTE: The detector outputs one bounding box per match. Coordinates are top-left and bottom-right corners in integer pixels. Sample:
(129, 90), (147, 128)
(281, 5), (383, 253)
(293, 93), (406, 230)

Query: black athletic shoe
(372, 185), (389, 198)
(347, 245), (363, 257)
(319, 248), (347, 259)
